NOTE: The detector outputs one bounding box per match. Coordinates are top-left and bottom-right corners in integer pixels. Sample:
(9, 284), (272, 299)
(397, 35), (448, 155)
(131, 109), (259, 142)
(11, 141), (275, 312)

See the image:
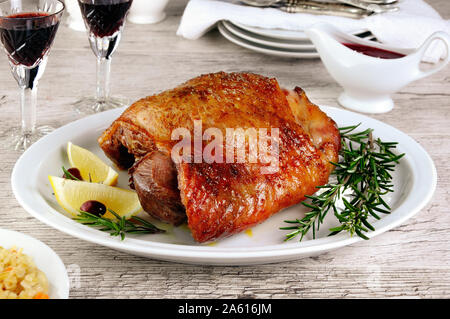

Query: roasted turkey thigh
(99, 72), (340, 242)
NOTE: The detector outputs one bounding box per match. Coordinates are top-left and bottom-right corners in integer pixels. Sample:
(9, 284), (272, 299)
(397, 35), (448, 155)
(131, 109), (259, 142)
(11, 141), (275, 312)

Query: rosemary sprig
(281, 124), (405, 241)
(74, 209), (165, 240)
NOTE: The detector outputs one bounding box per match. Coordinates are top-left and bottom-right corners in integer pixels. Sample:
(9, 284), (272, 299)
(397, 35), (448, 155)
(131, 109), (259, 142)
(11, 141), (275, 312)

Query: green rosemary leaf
(131, 216), (161, 230)
(329, 226), (345, 232)
(280, 226), (302, 230)
(355, 228), (370, 240)
(361, 218), (375, 231)
(302, 202), (319, 210)
(283, 219), (302, 224)
(370, 205), (391, 214)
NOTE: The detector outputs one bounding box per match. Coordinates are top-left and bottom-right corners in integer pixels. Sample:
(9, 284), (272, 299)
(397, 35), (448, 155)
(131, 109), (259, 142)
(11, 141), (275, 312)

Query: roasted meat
(98, 72), (340, 243)
(129, 151), (186, 225)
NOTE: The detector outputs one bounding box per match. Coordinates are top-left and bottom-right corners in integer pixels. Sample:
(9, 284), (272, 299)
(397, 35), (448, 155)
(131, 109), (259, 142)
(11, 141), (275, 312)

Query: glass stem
(12, 63), (43, 137)
(20, 85), (38, 136)
(96, 56), (111, 103)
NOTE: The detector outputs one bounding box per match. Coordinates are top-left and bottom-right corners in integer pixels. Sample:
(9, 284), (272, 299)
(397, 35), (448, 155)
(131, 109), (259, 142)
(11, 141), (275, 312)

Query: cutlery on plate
(239, 0), (282, 6)
(241, 0), (399, 14)
(312, 0), (398, 3)
(334, 0), (398, 13)
(281, 1), (371, 18)
(240, 0), (398, 17)
(356, 0), (397, 4)
(240, 0), (371, 18)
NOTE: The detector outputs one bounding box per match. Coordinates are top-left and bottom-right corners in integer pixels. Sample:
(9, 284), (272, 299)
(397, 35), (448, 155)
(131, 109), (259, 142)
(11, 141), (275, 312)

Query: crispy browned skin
(98, 72), (340, 243)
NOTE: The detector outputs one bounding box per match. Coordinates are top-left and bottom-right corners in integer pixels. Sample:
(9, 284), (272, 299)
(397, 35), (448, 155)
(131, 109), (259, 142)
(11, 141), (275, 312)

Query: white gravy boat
(305, 23), (450, 113)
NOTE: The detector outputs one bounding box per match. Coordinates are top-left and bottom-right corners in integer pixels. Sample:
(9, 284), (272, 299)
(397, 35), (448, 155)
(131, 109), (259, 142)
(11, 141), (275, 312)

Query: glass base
(4, 125), (54, 151)
(73, 96), (129, 114)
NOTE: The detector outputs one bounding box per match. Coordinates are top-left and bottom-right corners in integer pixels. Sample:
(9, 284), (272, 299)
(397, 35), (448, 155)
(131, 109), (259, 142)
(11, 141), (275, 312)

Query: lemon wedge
(48, 176), (141, 219)
(67, 142), (118, 186)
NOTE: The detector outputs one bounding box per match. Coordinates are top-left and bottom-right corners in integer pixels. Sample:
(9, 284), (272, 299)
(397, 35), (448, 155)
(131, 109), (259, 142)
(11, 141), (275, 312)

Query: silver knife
(281, 1), (371, 18)
(334, 0), (398, 13)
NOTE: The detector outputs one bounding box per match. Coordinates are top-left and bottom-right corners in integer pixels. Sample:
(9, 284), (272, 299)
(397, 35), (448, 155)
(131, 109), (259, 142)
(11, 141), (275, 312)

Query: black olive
(80, 200), (107, 217)
(63, 167), (83, 181)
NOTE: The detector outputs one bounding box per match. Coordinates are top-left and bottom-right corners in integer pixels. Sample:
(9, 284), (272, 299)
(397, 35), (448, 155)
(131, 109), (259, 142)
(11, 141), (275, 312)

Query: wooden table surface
(1, 0), (449, 299)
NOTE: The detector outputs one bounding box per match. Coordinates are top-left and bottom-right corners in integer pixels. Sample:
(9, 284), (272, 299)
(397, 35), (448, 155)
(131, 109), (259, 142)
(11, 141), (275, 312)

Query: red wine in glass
(0, 0), (65, 151)
(0, 13), (60, 67)
(74, 0), (133, 114)
(78, 1), (132, 38)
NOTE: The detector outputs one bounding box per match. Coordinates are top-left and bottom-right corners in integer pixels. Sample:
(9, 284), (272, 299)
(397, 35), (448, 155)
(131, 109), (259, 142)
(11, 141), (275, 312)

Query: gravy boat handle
(412, 31), (450, 80)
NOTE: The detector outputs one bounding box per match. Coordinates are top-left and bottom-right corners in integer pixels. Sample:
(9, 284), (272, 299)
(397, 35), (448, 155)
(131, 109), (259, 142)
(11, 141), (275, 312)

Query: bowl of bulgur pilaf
(0, 229), (69, 299)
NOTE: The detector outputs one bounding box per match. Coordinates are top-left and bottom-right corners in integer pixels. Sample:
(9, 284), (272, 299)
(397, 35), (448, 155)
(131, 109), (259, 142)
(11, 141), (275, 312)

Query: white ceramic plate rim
(230, 21), (368, 42)
(230, 21), (311, 41)
(221, 21), (316, 50)
(218, 23), (320, 58)
(11, 106), (436, 264)
(0, 228), (69, 299)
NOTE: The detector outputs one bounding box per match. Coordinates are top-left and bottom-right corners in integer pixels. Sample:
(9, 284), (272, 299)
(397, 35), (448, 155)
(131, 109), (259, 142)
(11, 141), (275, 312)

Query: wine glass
(0, 0), (64, 151)
(74, 0), (133, 114)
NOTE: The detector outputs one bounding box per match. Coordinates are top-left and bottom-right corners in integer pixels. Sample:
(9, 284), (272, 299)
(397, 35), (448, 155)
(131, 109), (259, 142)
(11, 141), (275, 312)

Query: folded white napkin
(177, 0), (450, 63)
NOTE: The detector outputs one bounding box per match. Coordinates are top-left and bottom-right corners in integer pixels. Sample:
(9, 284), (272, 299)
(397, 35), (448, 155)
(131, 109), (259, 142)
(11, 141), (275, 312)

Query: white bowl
(128, 0), (169, 24)
(0, 229), (70, 299)
(64, 0), (86, 32)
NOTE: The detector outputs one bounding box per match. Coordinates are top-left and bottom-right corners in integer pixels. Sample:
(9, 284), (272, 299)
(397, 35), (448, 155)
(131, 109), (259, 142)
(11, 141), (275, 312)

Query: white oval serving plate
(11, 106), (436, 265)
(0, 229), (69, 298)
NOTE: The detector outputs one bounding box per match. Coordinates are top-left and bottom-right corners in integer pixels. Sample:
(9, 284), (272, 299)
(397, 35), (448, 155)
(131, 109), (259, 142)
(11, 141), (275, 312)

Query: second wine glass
(74, 0), (133, 114)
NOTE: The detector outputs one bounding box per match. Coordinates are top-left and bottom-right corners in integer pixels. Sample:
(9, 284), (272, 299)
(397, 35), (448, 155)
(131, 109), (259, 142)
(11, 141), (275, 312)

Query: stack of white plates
(218, 20), (377, 58)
